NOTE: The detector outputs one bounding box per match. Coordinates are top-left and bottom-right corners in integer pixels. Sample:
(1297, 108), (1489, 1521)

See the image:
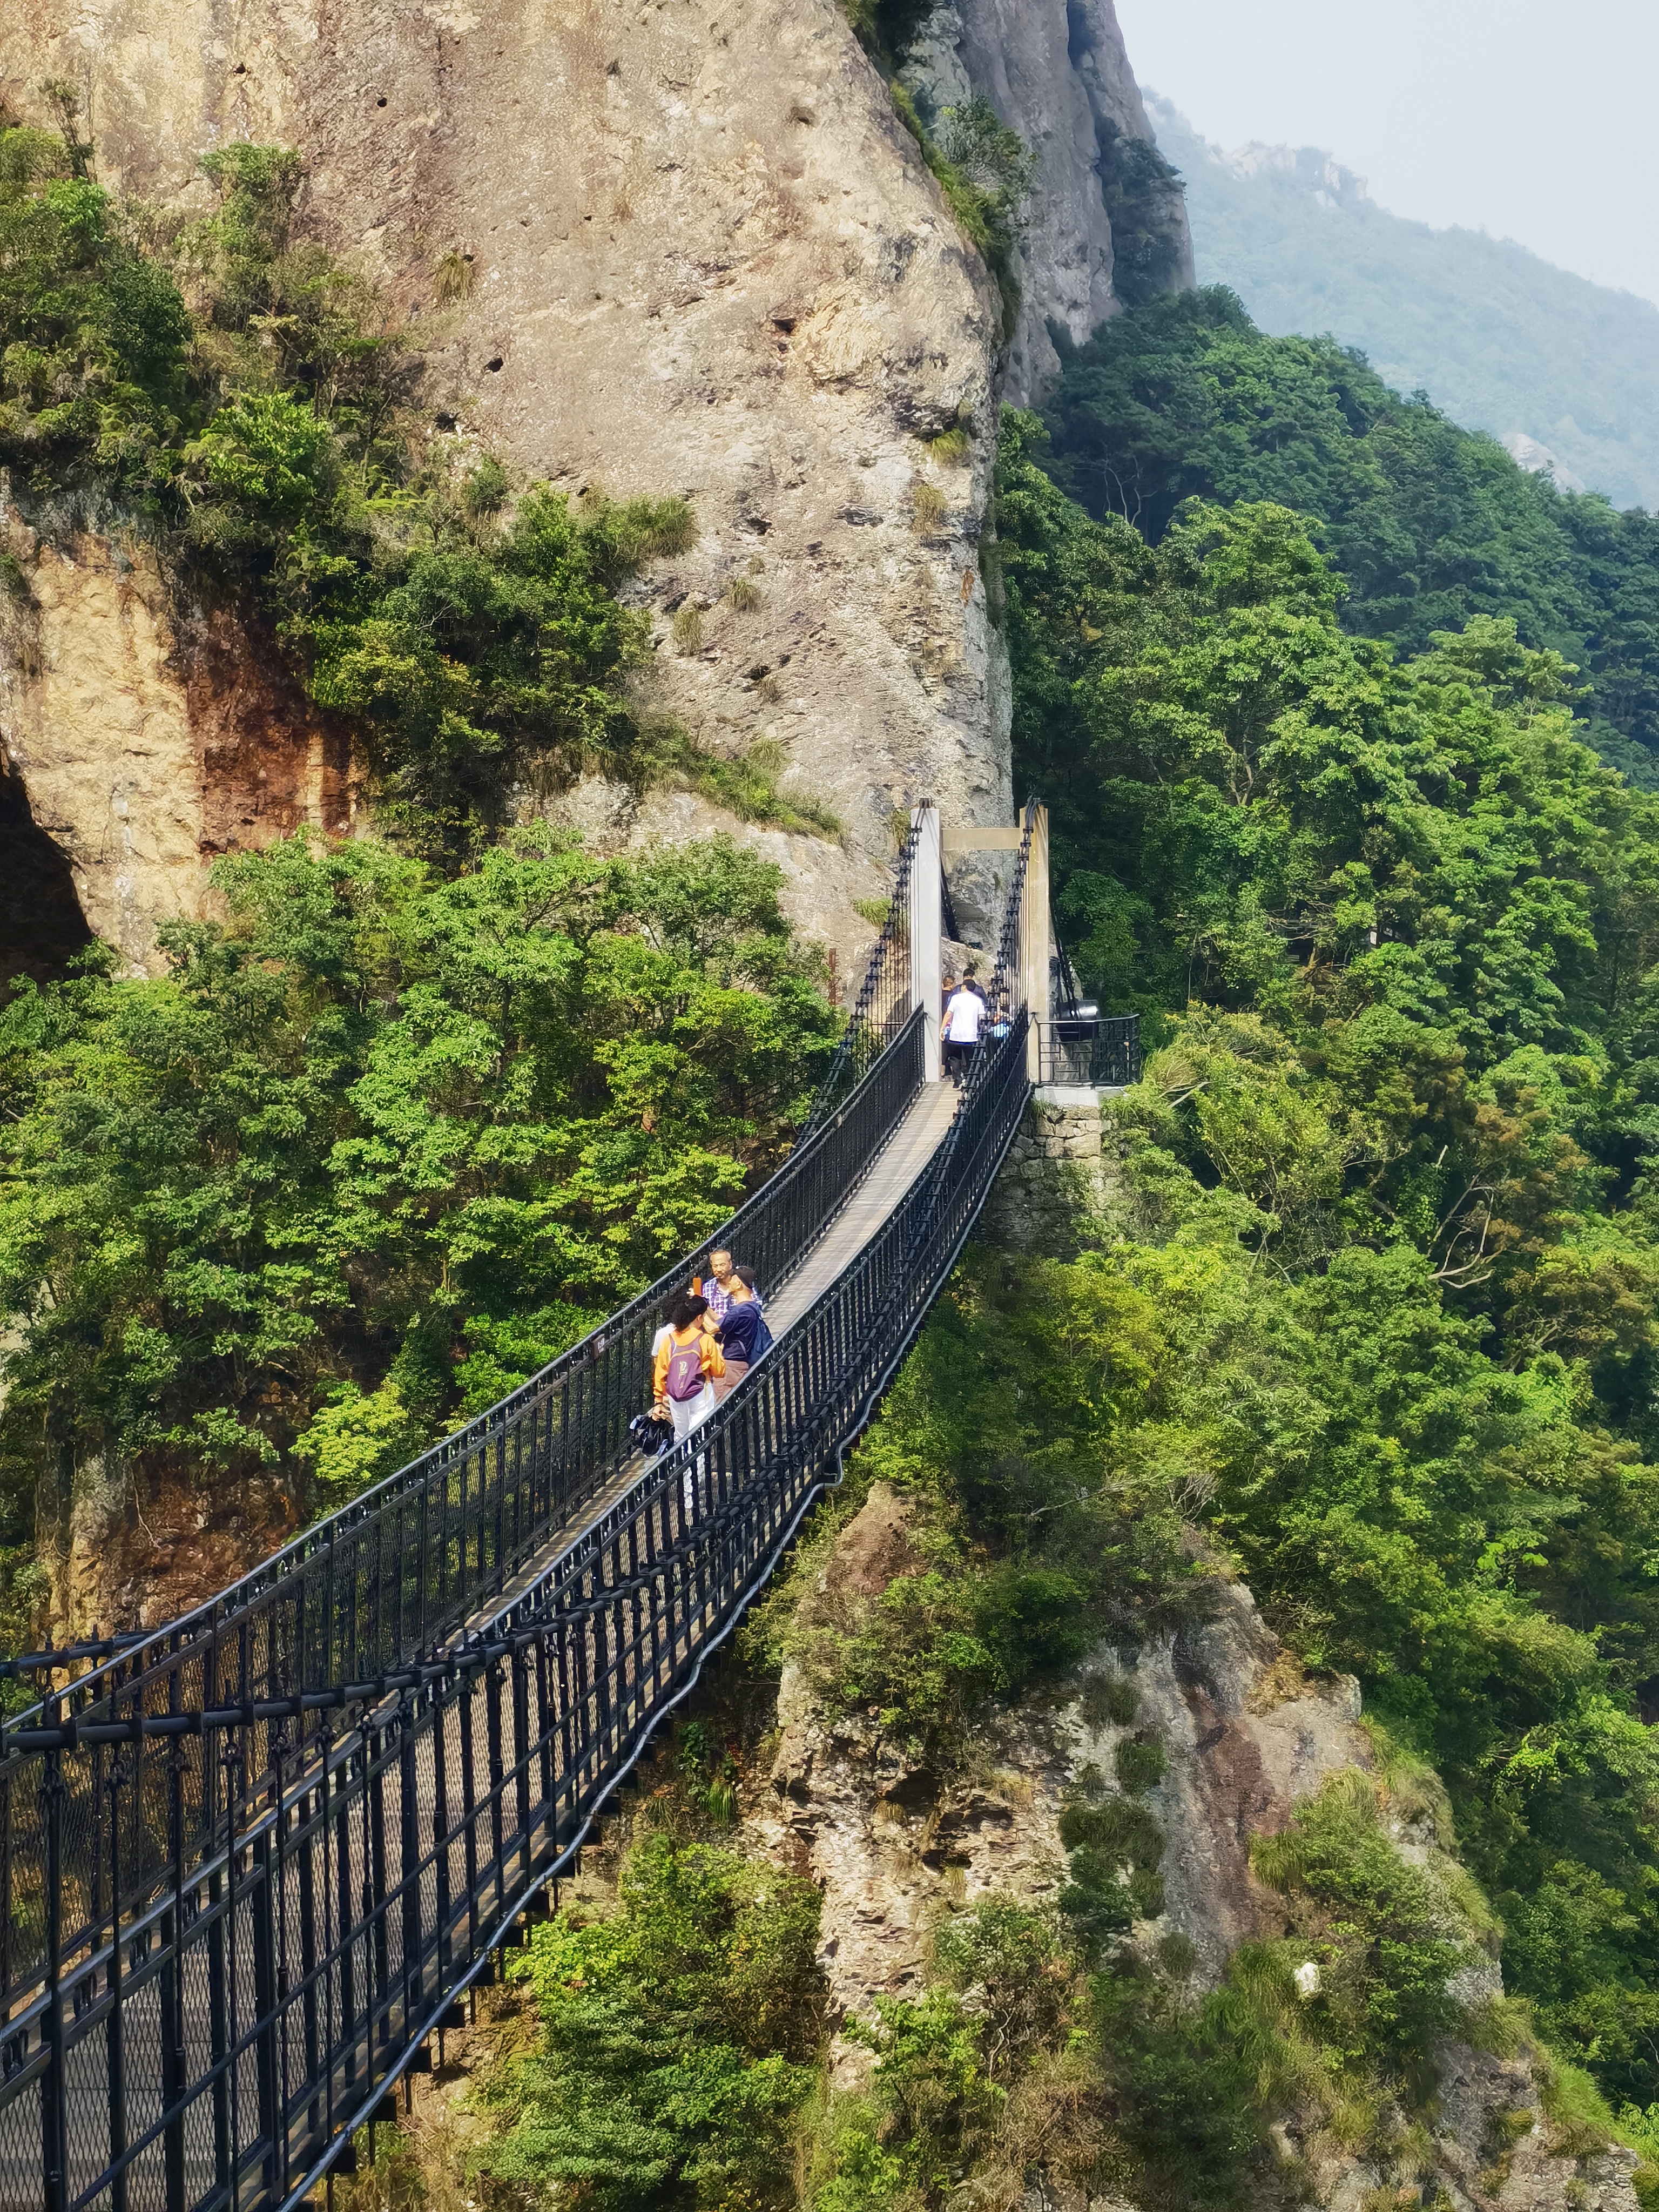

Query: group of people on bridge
(630, 950), (1000, 1465)
(641, 1247), (774, 1453)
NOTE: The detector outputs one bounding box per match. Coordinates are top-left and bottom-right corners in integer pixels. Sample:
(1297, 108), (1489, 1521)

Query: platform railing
(1035, 1014), (1142, 1089)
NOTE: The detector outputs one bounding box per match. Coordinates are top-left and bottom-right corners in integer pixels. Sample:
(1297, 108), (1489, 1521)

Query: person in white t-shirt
(943, 973), (984, 1085)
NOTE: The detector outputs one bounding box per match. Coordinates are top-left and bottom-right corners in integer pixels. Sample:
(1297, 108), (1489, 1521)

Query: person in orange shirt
(652, 1294), (726, 1442)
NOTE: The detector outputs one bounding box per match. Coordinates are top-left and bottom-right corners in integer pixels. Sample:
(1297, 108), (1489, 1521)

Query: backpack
(663, 1330), (707, 1403)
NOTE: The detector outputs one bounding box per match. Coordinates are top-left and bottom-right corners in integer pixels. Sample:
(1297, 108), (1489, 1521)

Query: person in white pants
(652, 1294), (725, 1518)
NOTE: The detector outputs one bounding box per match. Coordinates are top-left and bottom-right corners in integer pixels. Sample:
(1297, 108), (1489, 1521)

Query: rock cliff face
(0, 506), (359, 976)
(752, 1484), (1643, 2212)
(900, 0), (1192, 404)
(756, 1485), (1372, 2052)
(0, 0), (1183, 969)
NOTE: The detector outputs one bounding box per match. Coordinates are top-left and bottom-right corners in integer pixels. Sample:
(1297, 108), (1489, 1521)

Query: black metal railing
(1038, 918), (1139, 1088)
(0, 800), (1031, 2212)
(1036, 1015), (1141, 1088)
(0, 1008), (927, 1790)
(804, 817), (921, 1130)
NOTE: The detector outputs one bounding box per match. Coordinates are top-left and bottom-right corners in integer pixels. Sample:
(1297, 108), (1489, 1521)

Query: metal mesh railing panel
(804, 821), (921, 1130)
(0, 806), (1033, 2212)
(1036, 1016), (1141, 1088)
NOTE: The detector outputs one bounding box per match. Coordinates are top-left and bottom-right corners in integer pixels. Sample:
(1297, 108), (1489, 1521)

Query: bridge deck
(767, 1078), (960, 1333)
(478, 1076), (962, 1620)
(2, 988), (1038, 2212)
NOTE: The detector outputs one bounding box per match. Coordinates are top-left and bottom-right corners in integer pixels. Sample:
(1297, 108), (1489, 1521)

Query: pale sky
(1114, 0), (1659, 306)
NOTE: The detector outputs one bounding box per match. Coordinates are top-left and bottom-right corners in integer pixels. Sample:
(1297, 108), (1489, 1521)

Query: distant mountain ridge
(1148, 96), (1659, 514)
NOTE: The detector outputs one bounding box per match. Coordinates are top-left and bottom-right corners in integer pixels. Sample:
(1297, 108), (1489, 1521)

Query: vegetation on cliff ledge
(0, 98), (838, 850)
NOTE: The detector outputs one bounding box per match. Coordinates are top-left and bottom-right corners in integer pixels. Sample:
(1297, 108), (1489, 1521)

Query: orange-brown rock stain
(1, 525), (365, 977)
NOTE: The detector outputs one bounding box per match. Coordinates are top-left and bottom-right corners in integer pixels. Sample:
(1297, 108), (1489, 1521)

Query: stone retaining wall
(983, 1087), (1117, 1254)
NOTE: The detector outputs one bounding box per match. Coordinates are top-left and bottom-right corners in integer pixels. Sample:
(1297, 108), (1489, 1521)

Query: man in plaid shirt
(700, 1247), (764, 1323)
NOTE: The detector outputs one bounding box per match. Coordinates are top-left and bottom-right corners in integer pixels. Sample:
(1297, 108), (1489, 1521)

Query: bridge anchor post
(1020, 804), (1050, 1082)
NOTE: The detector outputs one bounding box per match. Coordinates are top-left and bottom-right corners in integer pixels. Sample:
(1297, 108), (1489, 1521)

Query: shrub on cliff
(0, 100), (706, 853)
(889, 87), (1031, 336)
(293, 480), (696, 849)
(166, 140), (698, 852)
(741, 1245), (1205, 1762)
(0, 98), (189, 490)
(480, 1832), (824, 2211)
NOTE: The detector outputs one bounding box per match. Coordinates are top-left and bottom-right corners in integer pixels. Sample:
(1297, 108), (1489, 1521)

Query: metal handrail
(803, 816), (921, 1131)
(0, 796), (1035, 2212)
(1038, 914), (1141, 1087)
(1036, 1015), (1141, 1088)
(3, 1027), (928, 1743)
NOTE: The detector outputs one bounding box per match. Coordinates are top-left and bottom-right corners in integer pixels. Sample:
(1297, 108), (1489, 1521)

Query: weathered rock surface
(0, 0), (1033, 962)
(0, 497), (360, 975)
(1421, 2045), (1641, 2212)
(41, 1447), (296, 1645)
(901, 0), (1192, 404)
(539, 773), (894, 984)
(752, 1487), (1370, 2061)
(1, 0), (1193, 968)
(754, 1484), (1639, 2210)
(1275, 2038), (1643, 2211)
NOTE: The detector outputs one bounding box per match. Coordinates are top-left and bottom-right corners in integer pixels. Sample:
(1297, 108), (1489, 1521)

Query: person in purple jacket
(713, 1266), (772, 1400)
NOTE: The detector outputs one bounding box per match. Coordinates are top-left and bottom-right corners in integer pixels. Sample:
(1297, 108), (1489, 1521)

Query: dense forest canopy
(1040, 287), (1659, 788)
(986, 385), (1659, 2163)
(1151, 95), (1659, 516)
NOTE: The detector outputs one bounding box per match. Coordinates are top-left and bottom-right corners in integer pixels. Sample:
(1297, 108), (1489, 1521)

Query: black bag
(629, 1410), (675, 1459)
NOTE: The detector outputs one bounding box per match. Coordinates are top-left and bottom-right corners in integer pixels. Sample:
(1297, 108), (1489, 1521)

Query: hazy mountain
(1148, 95), (1659, 514)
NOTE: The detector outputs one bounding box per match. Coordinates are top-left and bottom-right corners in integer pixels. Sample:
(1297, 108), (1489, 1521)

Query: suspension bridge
(0, 799), (1138, 2212)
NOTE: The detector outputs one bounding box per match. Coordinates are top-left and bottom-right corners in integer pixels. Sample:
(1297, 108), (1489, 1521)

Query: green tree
(484, 1833), (824, 2211)
(997, 408), (1659, 1065)
(0, 830), (835, 1525)
(0, 97), (189, 488)
(1038, 287), (1659, 782)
